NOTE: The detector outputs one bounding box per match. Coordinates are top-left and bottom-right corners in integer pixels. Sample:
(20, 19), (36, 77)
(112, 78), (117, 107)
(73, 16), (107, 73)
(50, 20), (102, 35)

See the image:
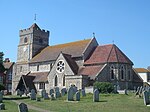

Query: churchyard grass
(3, 92), (150, 112)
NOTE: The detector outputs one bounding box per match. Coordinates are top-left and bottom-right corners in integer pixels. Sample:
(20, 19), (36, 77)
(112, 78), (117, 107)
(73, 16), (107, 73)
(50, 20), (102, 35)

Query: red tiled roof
(78, 65), (105, 79)
(30, 39), (92, 63)
(134, 68), (150, 73)
(29, 72), (49, 82)
(85, 44), (133, 65)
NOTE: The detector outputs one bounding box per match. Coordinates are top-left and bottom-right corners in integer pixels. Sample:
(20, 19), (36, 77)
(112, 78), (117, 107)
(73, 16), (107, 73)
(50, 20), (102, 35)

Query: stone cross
(93, 89), (99, 102)
(67, 86), (74, 101)
(18, 103), (28, 112)
(75, 91), (80, 101)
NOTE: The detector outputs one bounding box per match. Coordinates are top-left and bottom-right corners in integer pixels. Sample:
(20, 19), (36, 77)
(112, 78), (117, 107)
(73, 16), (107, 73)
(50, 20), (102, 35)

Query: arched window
(55, 75), (58, 86)
(110, 66), (115, 80)
(121, 66), (124, 80)
(128, 70), (131, 80)
(24, 37), (27, 43)
(20, 66), (22, 72)
(37, 65), (39, 71)
(63, 76), (65, 86)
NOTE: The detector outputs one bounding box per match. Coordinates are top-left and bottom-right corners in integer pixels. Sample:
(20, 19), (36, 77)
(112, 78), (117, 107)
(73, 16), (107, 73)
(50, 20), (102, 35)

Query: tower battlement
(19, 27), (49, 36)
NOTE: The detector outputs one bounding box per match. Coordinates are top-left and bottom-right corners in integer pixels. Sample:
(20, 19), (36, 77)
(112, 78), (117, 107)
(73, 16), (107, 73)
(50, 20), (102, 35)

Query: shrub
(0, 84), (5, 91)
(93, 82), (114, 93)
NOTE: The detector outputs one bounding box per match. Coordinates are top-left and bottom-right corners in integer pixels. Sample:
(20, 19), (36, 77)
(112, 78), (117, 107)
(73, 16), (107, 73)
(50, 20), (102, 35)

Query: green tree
(93, 82), (114, 93)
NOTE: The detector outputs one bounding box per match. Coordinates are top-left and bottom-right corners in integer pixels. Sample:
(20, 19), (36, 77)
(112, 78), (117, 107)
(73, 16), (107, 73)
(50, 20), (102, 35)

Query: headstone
(72, 86), (78, 94)
(135, 87), (140, 95)
(81, 89), (86, 97)
(55, 91), (61, 98)
(139, 86), (143, 94)
(41, 89), (46, 98)
(143, 91), (150, 105)
(93, 89), (99, 102)
(0, 91), (3, 103)
(117, 85), (120, 91)
(30, 89), (36, 100)
(61, 88), (67, 96)
(50, 93), (55, 100)
(49, 89), (54, 95)
(18, 103), (28, 112)
(113, 85), (118, 93)
(17, 89), (20, 95)
(0, 103), (5, 110)
(67, 86), (74, 101)
(44, 93), (49, 100)
(36, 97), (41, 102)
(133, 86), (136, 93)
(75, 91), (80, 101)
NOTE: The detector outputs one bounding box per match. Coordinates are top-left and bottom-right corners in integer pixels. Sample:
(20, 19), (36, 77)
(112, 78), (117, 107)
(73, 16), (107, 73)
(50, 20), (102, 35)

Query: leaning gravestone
(41, 89), (46, 98)
(72, 86), (78, 94)
(54, 87), (60, 93)
(135, 87), (140, 95)
(18, 103), (28, 112)
(67, 86), (74, 101)
(143, 91), (150, 105)
(55, 91), (61, 98)
(0, 103), (5, 110)
(49, 89), (54, 95)
(81, 89), (86, 97)
(0, 91), (3, 103)
(75, 91), (80, 101)
(93, 89), (99, 102)
(30, 89), (36, 100)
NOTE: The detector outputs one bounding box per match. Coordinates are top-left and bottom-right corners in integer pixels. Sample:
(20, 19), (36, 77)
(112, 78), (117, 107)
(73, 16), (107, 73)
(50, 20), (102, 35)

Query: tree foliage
(93, 82), (114, 93)
(0, 84), (5, 90)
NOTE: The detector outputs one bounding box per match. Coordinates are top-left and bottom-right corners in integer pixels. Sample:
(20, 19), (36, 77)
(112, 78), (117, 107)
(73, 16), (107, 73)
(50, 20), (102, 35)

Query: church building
(12, 23), (142, 94)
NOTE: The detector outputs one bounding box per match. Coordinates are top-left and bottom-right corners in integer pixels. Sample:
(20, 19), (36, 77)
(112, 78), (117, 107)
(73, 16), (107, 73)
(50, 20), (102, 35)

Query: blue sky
(0, 0), (150, 68)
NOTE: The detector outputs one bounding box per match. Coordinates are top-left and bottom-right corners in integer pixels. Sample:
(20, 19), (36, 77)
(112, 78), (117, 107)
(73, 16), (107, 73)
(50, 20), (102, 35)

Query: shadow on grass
(4, 96), (30, 100)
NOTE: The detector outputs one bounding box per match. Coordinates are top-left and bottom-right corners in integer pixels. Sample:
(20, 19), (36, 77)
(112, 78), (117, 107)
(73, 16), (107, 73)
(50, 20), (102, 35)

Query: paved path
(5, 96), (52, 112)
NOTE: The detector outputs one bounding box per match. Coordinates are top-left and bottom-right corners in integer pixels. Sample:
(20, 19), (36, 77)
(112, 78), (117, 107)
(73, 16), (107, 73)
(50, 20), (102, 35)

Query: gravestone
(49, 89), (54, 95)
(0, 91), (3, 103)
(0, 103), (5, 110)
(44, 93), (49, 100)
(17, 89), (21, 95)
(61, 88), (67, 96)
(72, 86), (77, 94)
(93, 89), (99, 102)
(75, 91), (80, 101)
(67, 86), (74, 101)
(54, 87), (59, 92)
(143, 91), (150, 105)
(18, 103), (28, 112)
(41, 89), (46, 98)
(113, 85), (118, 93)
(135, 87), (140, 95)
(30, 89), (36, 100)
(55, 91), (61, 98)
(133, 86), (136, 93)
(36, 97), (41, 102)
(81, 89), (86, 97)
(50, 93), (55, 100)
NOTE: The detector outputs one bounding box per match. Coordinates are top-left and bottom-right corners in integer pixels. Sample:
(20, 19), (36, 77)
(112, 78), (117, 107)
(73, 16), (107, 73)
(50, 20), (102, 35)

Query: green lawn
(2, 92), (150, 112)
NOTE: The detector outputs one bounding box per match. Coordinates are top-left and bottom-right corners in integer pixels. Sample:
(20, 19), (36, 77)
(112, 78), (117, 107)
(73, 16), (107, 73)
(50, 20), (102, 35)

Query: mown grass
(3, 92), (150, 112)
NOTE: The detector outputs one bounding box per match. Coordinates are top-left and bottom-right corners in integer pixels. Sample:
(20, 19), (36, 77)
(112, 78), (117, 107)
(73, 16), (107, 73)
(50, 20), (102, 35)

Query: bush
(93, 82), (114, 93)
(0, 84), (5, 90)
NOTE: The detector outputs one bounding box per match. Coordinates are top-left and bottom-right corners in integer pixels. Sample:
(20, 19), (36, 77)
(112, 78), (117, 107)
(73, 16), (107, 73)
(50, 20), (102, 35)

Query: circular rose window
(56, 60), (65, 73)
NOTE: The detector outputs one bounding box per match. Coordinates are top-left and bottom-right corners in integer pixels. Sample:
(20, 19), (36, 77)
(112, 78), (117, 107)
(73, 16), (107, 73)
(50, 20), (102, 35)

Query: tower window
(121, 66), (124, 80)
(24, 37), (28, 43)
(63, 76), (65, 86)
(20, 66), (22, 72)
(37, 65), (39, 71)
(110, 66), (115, 80)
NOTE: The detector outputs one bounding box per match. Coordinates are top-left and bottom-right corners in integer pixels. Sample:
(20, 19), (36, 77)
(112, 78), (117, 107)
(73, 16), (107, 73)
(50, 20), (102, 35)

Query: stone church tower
(12, 23), (49, 93)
